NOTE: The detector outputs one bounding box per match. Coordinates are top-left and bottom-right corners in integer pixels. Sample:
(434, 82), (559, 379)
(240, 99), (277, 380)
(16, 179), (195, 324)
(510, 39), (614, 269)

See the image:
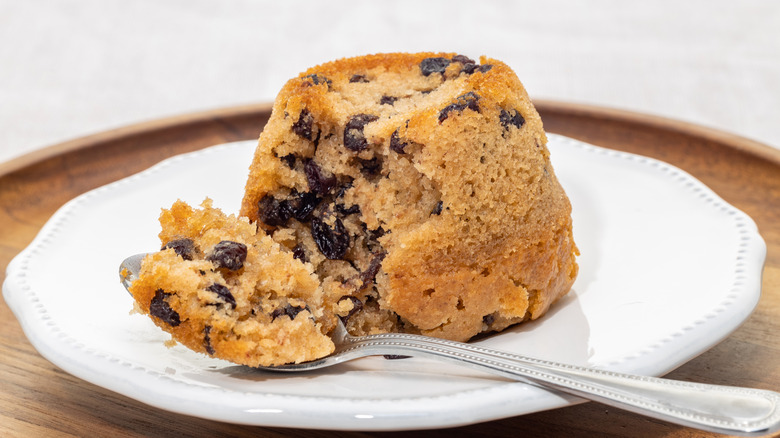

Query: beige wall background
(1, 0), (778, 164)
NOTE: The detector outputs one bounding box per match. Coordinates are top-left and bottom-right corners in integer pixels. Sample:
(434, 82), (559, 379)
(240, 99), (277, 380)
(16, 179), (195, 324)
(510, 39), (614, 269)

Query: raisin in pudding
(129, 52), (579, 367)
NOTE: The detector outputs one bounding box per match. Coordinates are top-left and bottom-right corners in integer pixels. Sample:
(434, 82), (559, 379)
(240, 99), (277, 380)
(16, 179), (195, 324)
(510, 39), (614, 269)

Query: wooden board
(1, 101), (778, 437)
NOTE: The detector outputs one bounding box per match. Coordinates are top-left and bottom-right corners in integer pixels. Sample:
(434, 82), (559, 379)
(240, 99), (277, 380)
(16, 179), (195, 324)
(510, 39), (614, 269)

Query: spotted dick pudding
(128, 52), (579, 367)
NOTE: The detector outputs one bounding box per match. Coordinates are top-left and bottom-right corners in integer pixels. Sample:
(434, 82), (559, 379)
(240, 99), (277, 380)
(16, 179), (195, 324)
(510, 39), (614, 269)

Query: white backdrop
(1, 0), (778, 165)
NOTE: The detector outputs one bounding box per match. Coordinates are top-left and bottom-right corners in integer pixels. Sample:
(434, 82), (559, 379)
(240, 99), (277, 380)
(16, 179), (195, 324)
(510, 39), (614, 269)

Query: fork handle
(344, 333), (780, 436)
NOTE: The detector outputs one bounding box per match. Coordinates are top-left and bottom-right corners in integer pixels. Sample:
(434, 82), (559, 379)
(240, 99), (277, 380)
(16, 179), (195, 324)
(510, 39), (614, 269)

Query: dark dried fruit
(431, 201), (443, 215)
(304, 160), (337, 195)
(462, 63), (493, 75)
(461, 63), (479, 74)
(349, 74), (370, 83)
(280, 154), (297, 169)
(452, 54), (477, 74)
(150, 289), (180, 327)
(379, 95), (398, 105)
(311, 216), (350, 259)
(287, 190), (321, 221)
(368, 226), (386, 241)
(292, 109), (315, 141)
(207, 241), (247, 271)
(389, 129), (408, 154)
(483, 313), (496, 326)
(336, 204), (360, 215)
(203, 325), (215, 355)
(359, 251), (386, 290)
(344, 114), (378, 152)
(258, 194), (293, 227)
(438, 92), (481, 123)
(292, 244), (308, 263)
(337, 296), (363, 323)
(258, 190), (320, 225)
(499, 108), (525, 130)
(207, 283), (236, 309)
(451, 54), (475, 65)
(302, 73), (332, 87)
(420, 57), (451, 76)
(162, 238), (197, 261)
(271, 303), (307, 321)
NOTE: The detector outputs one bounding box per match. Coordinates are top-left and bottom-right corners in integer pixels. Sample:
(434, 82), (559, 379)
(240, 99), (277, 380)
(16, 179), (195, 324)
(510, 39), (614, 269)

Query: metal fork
(121, 253), (780, 436)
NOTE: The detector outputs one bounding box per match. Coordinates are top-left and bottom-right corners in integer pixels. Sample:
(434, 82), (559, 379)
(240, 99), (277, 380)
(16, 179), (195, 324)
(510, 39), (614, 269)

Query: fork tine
(119, 253), (147, 294)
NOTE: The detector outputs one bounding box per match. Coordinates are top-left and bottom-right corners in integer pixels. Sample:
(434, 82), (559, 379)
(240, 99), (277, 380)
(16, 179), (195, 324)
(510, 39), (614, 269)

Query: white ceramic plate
(3, 135), (766, 430)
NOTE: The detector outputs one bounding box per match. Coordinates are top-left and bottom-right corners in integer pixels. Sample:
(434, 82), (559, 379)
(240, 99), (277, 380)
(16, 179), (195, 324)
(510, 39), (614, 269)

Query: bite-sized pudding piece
(240, 52), (578, 342)
(129, 200), (335, 367)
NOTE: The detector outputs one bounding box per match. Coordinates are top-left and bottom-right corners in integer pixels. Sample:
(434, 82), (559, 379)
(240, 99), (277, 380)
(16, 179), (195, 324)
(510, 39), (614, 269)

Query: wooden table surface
(1, 101), (778, 437)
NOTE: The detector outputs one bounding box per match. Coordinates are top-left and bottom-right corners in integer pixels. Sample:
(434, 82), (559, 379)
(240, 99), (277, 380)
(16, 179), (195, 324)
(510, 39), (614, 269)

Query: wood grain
(1, 101), (778, 437)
